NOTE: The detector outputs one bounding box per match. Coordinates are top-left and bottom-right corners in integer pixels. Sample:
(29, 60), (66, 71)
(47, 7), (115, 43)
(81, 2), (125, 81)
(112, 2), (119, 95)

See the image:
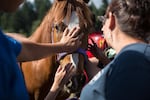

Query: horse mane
(28, 7), (54, 43)
(29, 0), (93, 43)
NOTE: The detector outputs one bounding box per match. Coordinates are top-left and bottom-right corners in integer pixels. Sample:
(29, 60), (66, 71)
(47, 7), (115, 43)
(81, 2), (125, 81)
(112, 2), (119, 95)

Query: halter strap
(75, 48), (89, 84)
(57, 48), (89, 84)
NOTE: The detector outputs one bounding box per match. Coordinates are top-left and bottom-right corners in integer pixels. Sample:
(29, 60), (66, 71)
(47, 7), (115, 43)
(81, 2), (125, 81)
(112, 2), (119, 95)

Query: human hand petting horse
(45, 63), (75, 100)
(6, 26), (82, 62)
(59, 26), (82, 53)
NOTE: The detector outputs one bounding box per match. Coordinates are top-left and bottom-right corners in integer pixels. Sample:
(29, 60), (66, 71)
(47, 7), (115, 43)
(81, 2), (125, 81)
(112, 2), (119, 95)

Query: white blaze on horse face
(63, 11), (79, 69)
(70, 54), (79, 69)
(63, 11), (79, 30)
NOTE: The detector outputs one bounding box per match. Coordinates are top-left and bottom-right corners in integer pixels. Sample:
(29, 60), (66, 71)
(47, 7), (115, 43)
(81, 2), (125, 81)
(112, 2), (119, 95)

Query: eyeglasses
(98, 15), (107, 26)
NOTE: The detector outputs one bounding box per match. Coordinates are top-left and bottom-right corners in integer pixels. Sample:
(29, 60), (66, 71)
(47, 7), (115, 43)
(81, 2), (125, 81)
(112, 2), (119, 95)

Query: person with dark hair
(0, 0), (82, 99)
(80, 0), (150, 100)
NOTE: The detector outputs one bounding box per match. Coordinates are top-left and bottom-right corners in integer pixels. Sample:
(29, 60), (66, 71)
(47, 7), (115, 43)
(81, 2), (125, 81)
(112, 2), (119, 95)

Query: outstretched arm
(7, 26), (82, 62)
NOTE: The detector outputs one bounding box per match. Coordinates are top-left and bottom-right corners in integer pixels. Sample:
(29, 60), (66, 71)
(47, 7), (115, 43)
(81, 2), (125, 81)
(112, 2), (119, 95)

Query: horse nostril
(66, 80), (72, 87)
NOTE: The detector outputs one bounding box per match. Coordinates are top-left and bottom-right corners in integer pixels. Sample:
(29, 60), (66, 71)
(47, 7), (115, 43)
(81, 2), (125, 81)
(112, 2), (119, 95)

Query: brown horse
(20, 0), (93, 100)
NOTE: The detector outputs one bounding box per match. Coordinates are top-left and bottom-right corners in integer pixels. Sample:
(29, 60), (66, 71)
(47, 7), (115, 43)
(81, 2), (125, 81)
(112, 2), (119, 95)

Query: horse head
(50, 0), (93, 98)
(21, 0), (93, 100)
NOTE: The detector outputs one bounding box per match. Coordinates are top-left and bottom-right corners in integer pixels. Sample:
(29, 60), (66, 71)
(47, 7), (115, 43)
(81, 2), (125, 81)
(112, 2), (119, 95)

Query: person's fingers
(61, 63), (74, 83)
(88, 43), (96, 49)
(56, 65), (63, 73)
(65, 70), (74, 82)
(90, 38), (97, 46)
(71, 37), (82, 46)
(88, 44), (92, 49)
(64, 63), (72, 72)
(70, 26), (80, 37)
(63, 28), (69, 36)
(69, 27), (77, 36)
(88, 43), (92, 47)
(57, 63), (71, 73)
(67, 64), (74, 74)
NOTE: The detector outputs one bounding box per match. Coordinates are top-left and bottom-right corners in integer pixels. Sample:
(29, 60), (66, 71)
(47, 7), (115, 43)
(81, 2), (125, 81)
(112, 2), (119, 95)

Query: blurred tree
(34, 0), (51, 20)
(0, 12), (10, 31)
(0, 0), (52, 36)
(99, 0), (109, 15)
(30, 0), (52, 35)
(0, 0), (108, 35)
(89, 2), (98, 15)
(10, 1), (37, 36)
(89, 0), (108, 31)
(97, 0), (109, 30)
(0, 1), (37, 36)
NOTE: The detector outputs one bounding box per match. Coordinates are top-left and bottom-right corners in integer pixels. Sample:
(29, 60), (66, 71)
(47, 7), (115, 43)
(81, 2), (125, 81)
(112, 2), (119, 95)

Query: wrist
(97, 60), (105, 69)
(45, 84), (61, 100)
(56, 42), (66, 52)
(50, 83), (61, 92)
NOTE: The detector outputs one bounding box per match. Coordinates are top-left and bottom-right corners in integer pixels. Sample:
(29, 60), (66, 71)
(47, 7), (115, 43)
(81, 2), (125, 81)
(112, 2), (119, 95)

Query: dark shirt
(106, 43), (150, 100)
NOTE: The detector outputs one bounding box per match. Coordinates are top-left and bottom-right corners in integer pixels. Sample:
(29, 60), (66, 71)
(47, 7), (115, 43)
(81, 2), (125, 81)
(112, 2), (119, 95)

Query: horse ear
(56, 0), (66, 1)
(82, 0), (90, 3)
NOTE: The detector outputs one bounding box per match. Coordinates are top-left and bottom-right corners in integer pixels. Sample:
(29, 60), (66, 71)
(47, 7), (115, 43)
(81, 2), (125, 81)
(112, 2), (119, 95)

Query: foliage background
(0, 0), (108, 36)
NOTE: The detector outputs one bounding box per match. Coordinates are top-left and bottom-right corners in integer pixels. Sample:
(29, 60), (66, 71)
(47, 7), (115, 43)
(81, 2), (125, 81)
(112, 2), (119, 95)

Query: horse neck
(29, 11), (53, 43)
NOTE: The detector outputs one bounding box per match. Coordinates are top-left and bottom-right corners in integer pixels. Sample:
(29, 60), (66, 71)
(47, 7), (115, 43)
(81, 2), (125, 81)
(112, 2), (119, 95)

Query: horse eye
(62, 25), (67, 31)
(54, 22), (67, 33)
(61, 23), (67, 31)
(55, 25), (59, 30)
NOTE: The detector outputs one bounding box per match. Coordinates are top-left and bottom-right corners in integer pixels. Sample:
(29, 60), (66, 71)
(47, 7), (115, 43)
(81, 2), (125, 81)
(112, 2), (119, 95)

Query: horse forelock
(53, 0), (93, 31)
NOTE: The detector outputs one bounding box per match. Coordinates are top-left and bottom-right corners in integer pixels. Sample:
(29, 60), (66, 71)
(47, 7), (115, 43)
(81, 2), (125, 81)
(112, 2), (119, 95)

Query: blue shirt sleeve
(6, 35), (22, 57)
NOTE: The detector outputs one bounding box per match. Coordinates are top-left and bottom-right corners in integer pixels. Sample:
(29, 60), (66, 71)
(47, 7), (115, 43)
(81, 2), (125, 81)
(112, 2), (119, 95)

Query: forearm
(44, 81), (62, 100)
(6, 33), (79, 62)
(6, 33), (65, 61)
(97, 53), (110, 65)
(99, 57), (110, 65)
(44, 88), (60, 100)
(85, 58), (101, 79)
(17, 41), (65, 62)
(45, 63), (73, 100)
